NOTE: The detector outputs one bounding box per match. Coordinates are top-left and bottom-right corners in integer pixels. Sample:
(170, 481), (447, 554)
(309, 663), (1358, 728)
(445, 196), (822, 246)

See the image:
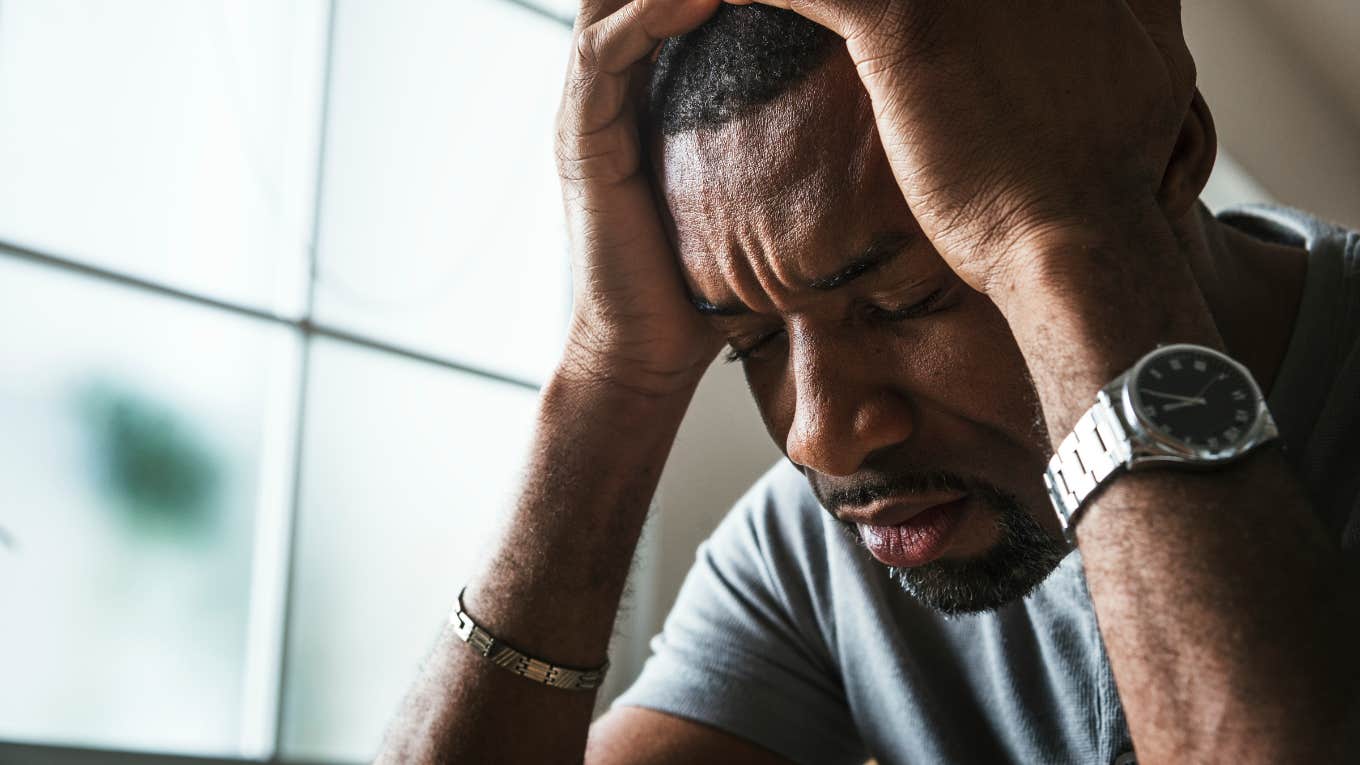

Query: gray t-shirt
(613, 205), (1360, 764)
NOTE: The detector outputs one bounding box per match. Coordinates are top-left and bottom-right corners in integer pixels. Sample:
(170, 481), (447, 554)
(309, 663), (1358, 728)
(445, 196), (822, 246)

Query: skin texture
(653, 37), (1311, 606)
(659, 53), (1059, 562)
(376, 0), (1356, 762)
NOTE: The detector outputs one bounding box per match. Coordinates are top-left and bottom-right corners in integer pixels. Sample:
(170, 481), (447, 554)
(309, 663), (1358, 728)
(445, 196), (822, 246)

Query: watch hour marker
(1231, 389), (1248, 401)
(1169, 358), (1183, 371)
(1235, 410), (1250, 423)
(1193, 359), (1207, 372)
(1149, 368), (1164, 380)
(1224, 426), (1242, 441)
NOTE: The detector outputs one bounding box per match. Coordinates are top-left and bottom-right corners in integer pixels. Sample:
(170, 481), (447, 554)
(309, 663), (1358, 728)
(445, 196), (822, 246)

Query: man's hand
(727, 0), (1196, 296)
(557, 0), (724, 396)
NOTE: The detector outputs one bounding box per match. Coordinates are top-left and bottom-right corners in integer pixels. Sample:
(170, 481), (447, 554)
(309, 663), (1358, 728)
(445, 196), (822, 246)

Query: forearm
(1079, 444), (1352, 761)
(377, 359), (701, 764)
(998, 205), (1357, 762)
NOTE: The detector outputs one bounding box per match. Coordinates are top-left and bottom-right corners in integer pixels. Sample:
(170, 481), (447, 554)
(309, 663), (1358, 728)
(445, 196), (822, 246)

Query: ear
(1158, 88), (1218, 219)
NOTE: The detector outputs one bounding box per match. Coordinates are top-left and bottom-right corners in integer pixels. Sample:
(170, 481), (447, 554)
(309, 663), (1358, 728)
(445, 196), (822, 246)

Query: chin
(887, 505), (1071, 616)
(887, 550), (1066, 617)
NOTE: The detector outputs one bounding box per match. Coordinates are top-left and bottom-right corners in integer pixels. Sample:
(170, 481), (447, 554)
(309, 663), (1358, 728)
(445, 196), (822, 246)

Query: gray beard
(840, 485), (1070, 616)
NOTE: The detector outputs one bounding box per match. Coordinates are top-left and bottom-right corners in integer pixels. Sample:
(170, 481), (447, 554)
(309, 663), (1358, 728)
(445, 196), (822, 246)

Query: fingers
(721, 0), (894, 43)
(577, 0), (629, 30)
(559, 0), (720, 179)
(562, 0), (718, 133)
(579, 0), (719, 77)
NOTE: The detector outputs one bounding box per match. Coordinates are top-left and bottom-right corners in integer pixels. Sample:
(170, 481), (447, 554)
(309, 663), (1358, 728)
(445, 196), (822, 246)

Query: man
(379, 0), (1359, 762)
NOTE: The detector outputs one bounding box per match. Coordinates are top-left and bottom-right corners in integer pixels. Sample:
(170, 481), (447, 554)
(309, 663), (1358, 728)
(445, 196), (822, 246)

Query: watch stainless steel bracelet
(1043, 390), (1130, 544)
(1043, 343), (1278, 546)
(450, 587), (608, 691)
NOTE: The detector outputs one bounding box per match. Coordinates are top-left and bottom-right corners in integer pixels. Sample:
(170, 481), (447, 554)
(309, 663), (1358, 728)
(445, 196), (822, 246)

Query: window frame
(0, 0), (571, 761)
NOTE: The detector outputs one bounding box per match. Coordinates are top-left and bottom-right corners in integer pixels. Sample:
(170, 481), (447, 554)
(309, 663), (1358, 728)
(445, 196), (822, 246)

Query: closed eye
(860, 287), (946, 323)
(724, 328), (786, 363)
(722, 287), (950, 364)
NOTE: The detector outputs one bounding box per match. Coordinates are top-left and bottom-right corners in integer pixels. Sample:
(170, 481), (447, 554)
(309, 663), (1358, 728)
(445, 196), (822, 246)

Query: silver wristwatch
(1043, 343), (1279, 543)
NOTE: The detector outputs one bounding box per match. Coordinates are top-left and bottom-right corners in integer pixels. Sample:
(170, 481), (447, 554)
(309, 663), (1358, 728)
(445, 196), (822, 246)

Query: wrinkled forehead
(653, 53), (903, 282)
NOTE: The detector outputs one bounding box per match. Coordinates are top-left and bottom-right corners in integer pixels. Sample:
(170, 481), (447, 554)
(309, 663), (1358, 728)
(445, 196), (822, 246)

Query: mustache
(820, 469), (991, 512)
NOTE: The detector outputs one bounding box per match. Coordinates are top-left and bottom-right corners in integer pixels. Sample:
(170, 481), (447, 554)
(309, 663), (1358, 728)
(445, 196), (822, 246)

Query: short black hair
(648, 4), (839, 136)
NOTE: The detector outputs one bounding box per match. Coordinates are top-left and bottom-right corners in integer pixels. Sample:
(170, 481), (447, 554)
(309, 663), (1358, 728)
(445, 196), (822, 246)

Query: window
(0, 256), (299, 756)
(0, 0), (325, 316)
(313, 0), (571, 383)
(0, 0), (572, 761)
(281, 339), (540, 762)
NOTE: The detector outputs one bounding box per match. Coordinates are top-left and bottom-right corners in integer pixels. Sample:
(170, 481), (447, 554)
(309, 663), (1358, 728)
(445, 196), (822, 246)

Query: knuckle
(554, 70), (599, 140)
(553, 87), (585, 141)
(573, 24), (603, 72)
(555, 127), (638, 187)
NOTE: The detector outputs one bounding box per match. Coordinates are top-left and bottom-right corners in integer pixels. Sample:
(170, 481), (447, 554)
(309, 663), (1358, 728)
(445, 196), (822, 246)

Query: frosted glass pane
(0, 0), (327, 315)
(314, 0), (572, 383)
(0, 256), (300, 756)
(524, 0), (576, 21)
(281, 339), (540, 762)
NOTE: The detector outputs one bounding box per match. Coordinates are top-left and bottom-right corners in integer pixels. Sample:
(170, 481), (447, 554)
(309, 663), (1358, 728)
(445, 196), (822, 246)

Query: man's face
(656, 52), (1070, 614)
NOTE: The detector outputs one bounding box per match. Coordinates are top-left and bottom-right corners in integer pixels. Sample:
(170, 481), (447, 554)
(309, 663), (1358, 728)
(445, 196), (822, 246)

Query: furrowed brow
(807, 232), (913, 291)
(687, 231), (915, 315)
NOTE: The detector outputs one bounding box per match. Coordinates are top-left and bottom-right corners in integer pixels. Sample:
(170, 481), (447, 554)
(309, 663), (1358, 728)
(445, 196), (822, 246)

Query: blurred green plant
(79, 380), (222, 538)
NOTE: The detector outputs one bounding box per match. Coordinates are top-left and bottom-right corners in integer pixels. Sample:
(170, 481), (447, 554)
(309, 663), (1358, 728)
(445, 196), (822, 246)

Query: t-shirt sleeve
(611, 464), (867, 765)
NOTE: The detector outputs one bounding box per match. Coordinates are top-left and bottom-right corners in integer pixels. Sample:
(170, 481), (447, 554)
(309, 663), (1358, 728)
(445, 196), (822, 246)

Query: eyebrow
(689, 232), (914, 316)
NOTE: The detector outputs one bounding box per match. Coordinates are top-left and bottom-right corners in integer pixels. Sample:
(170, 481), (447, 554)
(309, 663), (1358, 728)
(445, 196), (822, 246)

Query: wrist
(1001, 202), (1217, 343)
(990, 198), (1172, 311)
(993, 203), (1223, 437)
(557, 324), (715, 402)
(545, 347), (704, 446)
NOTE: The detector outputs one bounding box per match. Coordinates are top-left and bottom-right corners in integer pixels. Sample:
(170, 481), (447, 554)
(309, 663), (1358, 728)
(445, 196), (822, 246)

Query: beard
(828, 473), (1070, 616)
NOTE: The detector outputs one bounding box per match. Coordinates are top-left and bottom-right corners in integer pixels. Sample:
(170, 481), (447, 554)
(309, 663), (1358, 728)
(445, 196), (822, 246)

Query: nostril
(787, 425), (862, 478)
(786, 388), (915, 478)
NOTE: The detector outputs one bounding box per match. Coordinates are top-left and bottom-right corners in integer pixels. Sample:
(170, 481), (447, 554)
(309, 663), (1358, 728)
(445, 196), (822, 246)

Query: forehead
(655, 51), (914, 302)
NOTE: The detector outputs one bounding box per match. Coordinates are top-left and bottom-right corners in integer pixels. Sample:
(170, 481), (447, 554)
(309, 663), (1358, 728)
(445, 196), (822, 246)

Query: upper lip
(837, 491), (969, 527)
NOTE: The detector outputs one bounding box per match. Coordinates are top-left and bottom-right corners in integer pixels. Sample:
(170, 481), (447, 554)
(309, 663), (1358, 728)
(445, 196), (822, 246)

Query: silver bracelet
(450, 587), (608, 691)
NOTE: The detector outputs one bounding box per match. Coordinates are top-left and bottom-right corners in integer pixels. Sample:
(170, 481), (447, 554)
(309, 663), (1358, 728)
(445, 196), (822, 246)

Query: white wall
(1185, 0), (1360, 228)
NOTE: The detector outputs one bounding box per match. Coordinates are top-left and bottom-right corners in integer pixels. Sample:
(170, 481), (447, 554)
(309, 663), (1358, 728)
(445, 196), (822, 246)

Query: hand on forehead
(572, 0), (1195, 118)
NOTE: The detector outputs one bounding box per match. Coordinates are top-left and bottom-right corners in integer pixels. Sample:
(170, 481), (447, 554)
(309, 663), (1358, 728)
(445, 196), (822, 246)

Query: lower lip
(858, 497), (969, 568)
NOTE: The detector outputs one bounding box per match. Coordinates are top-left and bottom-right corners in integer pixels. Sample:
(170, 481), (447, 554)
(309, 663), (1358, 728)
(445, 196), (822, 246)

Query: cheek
(744, 352), (795, 449)
(925, 291), (1047, 448)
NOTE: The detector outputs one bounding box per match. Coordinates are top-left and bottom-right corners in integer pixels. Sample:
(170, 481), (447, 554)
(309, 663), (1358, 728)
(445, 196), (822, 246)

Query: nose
(784, 332), (914, 477)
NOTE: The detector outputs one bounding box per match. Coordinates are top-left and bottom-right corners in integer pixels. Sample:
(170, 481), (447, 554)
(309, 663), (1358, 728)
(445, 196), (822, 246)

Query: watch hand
(1141, 389), (1207, 405)
(1162, 399), (1208, 412)
(1193, 372), (1227, 399)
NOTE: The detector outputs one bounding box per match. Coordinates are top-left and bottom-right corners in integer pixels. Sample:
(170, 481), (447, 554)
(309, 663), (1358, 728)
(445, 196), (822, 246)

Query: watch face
(1130, 347), (1261, 453)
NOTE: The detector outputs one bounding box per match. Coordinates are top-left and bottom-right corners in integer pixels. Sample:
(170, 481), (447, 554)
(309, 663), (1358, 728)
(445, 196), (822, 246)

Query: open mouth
(855, 495), (971, 568)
